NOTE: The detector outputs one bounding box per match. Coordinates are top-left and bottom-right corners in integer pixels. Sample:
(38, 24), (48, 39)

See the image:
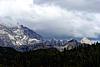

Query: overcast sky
(0, 0), (100, 39)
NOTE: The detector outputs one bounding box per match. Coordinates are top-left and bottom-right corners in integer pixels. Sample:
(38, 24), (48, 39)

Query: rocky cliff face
(0, 24), (42, 46)
(55, 39), (80, 51)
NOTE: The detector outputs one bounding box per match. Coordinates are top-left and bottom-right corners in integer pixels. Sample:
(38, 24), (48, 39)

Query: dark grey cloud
(34, 0), (100, 12)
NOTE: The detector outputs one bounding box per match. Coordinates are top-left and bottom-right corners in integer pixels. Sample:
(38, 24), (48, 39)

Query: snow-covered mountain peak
(81, 37), (92, 45)
(0, 24), (42, 46)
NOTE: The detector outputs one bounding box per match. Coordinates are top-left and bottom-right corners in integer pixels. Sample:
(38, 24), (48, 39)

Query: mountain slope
(55, 39), (80, 51)
(0, 24), (42, 46)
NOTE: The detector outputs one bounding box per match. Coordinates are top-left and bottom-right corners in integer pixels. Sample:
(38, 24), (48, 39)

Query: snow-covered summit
(81, 37), (92, 45)
(0, 24), (42, 46)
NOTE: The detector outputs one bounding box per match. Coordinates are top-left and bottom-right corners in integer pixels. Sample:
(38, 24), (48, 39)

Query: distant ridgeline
(0, 24), (96, 52)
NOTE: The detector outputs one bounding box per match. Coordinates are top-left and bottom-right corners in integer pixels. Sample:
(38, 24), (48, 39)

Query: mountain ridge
(0, 24), (93, 51)
(0, 24), (42, 46)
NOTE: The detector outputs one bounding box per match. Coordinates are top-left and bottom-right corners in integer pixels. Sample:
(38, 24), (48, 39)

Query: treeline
(0, 42), (100, 67)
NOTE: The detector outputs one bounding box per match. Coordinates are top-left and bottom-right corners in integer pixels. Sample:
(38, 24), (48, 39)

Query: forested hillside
(0, 42), (100, 67)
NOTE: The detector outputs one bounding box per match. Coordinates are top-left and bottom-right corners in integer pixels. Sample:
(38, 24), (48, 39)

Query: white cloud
(0, 0), (100, 39)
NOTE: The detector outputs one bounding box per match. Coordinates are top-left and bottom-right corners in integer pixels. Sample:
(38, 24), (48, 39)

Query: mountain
(81, 37), (92, 45)
(0, 24), (42, 47)
(55, 39), (80, 51)
(0, 24), (93, 52)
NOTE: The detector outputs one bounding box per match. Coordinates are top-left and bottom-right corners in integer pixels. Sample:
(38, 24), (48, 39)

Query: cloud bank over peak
(0, 0), (100, 39)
